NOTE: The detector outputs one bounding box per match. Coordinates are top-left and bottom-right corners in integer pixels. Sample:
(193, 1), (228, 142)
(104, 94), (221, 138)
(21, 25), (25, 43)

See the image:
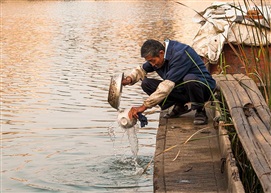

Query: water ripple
(1, 0), (214, 192)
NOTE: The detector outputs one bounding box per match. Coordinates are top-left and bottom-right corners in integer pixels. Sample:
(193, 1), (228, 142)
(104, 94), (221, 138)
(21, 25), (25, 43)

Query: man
(122, 39), (216, 125)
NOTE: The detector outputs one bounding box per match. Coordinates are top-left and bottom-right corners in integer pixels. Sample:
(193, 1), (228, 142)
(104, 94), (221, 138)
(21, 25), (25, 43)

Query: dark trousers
(141, 74), (212, 110)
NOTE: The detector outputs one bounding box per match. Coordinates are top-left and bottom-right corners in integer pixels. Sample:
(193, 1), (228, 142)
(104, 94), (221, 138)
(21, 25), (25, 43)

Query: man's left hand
(128, 105), (147, 120)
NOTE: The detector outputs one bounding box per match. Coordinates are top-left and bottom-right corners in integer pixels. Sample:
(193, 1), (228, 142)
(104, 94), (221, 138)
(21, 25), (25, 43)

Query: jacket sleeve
(143, 80), (175, 108)
(128, 65), (147, 85)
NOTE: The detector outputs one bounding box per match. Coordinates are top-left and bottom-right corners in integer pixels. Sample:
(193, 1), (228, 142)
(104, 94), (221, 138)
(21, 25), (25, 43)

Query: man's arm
(128, 80), (175, 119)
(122, 65), (147, 85)
(143, 80), (175, 108)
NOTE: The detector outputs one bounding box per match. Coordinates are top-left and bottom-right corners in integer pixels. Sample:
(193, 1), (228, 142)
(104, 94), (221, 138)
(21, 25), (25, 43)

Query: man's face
(144, 50), (165, 69)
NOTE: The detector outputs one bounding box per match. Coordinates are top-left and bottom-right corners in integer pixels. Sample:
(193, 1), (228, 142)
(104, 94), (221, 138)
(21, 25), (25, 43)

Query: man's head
(141, 39), (165, 69)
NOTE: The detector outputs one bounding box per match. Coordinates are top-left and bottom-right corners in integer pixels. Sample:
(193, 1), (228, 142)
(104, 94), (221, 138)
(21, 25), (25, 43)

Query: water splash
(114, 155), (145, 176)
(108, 123), (117, 157)
(133, 160), (144, 175)
(108, 119), (143, 175)
(125, 125), (139, 157)
(108, 123), (116, 144)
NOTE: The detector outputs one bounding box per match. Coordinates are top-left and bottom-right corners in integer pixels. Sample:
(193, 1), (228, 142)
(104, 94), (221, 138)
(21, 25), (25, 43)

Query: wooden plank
(213, 74), (271, 192)
(233, 74), (271, 132)
(231, 75), (271, 166)
(247, 112), (271, 166)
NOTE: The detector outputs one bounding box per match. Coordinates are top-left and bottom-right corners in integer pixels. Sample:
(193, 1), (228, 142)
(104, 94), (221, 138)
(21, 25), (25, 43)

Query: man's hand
(128, 105), (147, 120)
(122, 76), (132, 86)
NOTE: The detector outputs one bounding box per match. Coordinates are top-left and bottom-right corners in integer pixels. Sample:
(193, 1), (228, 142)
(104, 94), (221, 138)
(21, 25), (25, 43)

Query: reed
(176, 0), (270, 191)
(221, 0), (271, 110)
(219, 1), (270, 191)
(154, 1), (270, 190)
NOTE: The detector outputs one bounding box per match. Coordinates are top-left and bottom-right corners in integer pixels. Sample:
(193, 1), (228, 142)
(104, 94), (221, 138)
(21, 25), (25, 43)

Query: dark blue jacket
(142, 40), (216, 90)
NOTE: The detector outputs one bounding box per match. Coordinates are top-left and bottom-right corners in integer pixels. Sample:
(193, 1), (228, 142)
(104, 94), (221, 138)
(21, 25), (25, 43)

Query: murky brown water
(1, 0), (227, 192)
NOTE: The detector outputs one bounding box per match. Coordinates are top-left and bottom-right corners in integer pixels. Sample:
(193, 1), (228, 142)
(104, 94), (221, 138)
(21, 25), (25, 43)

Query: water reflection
(1, 0), (227, 192)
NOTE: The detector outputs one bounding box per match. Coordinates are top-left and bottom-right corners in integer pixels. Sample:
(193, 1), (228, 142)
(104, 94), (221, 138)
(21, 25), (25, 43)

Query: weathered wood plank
(233, 74), (271, 132)
(231, 75), (271, 166)
(213, 74), (271, 192)
(248, 112), (271, 166)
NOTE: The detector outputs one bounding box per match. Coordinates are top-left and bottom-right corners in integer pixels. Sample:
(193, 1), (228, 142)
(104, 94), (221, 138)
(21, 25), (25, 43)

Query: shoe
(163, 104), (191, 118)
(193, 110), (208, 125)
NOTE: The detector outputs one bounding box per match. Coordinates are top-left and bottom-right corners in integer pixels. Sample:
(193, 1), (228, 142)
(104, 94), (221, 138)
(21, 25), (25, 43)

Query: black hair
(141, 39), (165, 58)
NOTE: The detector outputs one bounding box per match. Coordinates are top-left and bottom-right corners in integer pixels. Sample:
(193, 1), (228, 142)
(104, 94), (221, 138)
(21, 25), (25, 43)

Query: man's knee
(183, 74), (200, 88)
(141, 78), (150, 92)
(141, 78), (161, 95)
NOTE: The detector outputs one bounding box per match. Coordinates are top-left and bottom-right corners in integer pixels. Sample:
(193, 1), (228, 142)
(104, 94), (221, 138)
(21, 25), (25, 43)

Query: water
(1, 0), (221, 192)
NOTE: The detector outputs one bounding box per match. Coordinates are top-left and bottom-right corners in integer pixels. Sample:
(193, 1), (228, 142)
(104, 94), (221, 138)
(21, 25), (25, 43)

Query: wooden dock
(153, 74), (271, 192)
(153, 108), (244, 193)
